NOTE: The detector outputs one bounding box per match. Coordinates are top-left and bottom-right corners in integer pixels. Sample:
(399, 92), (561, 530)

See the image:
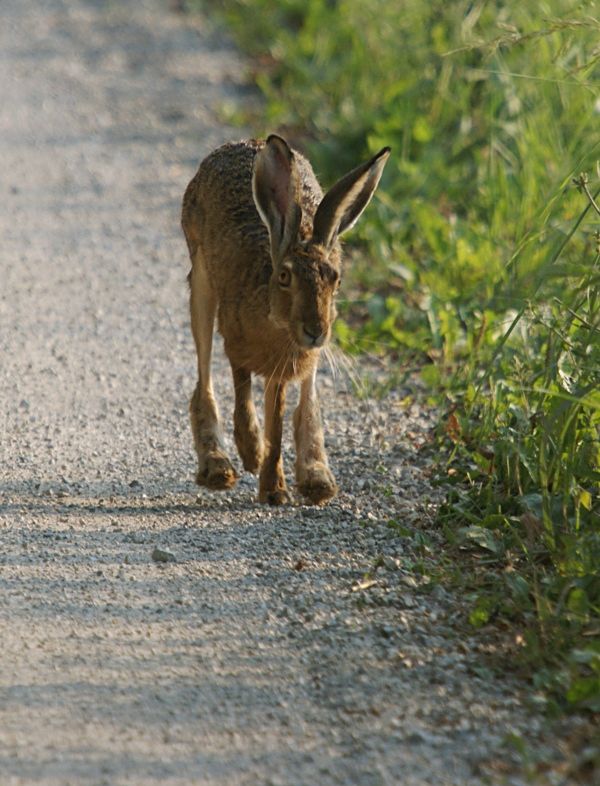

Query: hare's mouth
(296, 324), (328, 350)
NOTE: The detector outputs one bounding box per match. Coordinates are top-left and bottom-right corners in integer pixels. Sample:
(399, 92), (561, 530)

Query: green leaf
(459, 525), (503, 555)
(468, 595), (496, 628)
(566, 676), (600, 710)
(469, 605), (491, 628)
(570, 647), (600, 669)
(505, 573), (531, 604)
(413, 116), (433, 143)
(567, 588), (589, 617)
(577, 488), (592, 511)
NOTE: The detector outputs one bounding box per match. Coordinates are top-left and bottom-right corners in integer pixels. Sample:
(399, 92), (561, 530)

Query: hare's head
(252, 135), (390, 350)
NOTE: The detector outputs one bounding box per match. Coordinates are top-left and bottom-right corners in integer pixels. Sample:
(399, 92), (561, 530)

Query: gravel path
(0, 2), (550, 784)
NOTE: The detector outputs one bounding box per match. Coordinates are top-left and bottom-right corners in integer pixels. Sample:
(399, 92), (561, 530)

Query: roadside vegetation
(185, 0), (599, 740)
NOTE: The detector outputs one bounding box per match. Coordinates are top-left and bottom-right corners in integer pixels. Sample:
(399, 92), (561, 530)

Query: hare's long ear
(252, 134), (302, 264)
(312, 147), (390, 249)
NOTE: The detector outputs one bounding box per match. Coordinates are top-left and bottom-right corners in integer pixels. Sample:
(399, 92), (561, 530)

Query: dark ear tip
(376, 146), (391, 159)
(265, 134), (292, 156)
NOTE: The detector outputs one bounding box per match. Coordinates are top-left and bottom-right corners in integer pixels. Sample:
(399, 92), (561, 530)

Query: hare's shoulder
(184, 139), (323, 216)
(201, 139), (323, 210)
(183, 139), (324, 249)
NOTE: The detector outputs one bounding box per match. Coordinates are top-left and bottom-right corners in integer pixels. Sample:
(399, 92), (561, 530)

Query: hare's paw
(258, 459), (291, 505)
(195, 451), (238, 490)
(258, 468), (291, 504)
(235, 426), (264, 475)
(297, 463), (338, 505)
(258, 485), (292, 506)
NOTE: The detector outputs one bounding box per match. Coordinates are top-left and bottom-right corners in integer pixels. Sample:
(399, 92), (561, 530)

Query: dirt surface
(0, 2), (568, 784)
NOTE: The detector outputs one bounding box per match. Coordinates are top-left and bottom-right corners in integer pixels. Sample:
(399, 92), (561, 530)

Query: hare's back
(182, 140), (324, 252)
(182, 141), (261, 248)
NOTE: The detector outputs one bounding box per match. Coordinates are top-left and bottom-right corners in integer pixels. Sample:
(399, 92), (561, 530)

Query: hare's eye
(278, 268), (292, 288)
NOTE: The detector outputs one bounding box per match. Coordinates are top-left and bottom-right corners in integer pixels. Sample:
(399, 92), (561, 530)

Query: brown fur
(181, 136), (389, 504)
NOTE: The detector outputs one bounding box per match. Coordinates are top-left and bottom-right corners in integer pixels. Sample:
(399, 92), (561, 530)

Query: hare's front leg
(189, 263), (237, 490)
(294, 368), (338, 504)
(259, 380), (290, 505)
(231, 366), (264, 473)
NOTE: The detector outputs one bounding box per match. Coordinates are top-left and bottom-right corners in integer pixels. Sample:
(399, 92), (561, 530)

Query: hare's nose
(303, 326), (325, 348)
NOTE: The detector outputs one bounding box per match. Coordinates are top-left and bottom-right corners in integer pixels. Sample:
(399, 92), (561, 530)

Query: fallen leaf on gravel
(352, 578), (378, 592)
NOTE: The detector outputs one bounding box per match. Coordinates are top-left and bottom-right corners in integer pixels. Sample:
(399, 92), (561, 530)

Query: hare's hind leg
(231, 366), (264, 474)
(294, 367), (338, 504)
(189, 260), (237, 490)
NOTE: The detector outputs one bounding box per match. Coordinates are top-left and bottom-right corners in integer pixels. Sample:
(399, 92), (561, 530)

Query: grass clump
(184, 0), (600, 721)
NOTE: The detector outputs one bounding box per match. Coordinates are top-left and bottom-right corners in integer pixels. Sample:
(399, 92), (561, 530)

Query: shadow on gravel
(0, 477), (351, 518)
(0, 488), (413, 785)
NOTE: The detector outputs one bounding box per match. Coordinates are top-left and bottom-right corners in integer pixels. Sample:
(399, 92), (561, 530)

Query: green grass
(185, 0), (600, 729)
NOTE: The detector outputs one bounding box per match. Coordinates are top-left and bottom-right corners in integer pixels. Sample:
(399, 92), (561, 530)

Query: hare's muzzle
(300, 324), (328, 349)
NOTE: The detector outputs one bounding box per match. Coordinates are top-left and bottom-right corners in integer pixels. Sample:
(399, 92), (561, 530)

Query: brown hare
(181, 135), (390, 505)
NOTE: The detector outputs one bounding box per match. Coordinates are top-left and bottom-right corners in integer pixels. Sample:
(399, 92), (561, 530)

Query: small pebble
(151, 547), (176, 564)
